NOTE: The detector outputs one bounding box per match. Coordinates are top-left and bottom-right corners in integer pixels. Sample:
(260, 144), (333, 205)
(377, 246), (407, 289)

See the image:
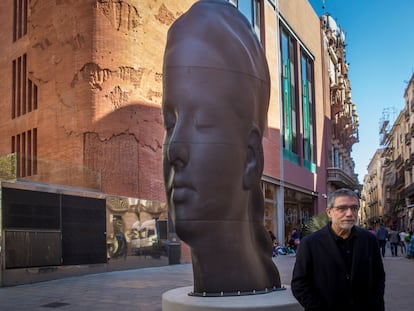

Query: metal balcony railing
(327, 167), (358, 188)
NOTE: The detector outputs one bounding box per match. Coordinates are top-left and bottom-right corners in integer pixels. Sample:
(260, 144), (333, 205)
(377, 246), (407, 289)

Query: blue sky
(308, 0), (414, 183)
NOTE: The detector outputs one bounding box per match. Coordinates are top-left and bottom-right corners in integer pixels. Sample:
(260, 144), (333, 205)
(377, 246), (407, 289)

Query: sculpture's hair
(163, 0), (270, 134)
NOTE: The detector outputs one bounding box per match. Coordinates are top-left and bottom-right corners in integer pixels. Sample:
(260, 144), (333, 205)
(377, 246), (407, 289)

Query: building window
(332, 147), (341, 168)
(280, 26), (299, 163)
(301, 52), (316, 172)
(12, 128), (37, 177)
(12, 54), (38, 119)
(228, 0), (262, 41)
(13, 0), (28, 42)
(280, 23), (316, 169)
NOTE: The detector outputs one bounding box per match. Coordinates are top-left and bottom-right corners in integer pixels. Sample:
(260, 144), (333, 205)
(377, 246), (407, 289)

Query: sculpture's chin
(173, 220), (203, 246)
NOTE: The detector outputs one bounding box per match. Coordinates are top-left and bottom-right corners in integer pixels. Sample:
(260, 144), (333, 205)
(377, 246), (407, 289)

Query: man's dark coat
(291, 224), (385, 311)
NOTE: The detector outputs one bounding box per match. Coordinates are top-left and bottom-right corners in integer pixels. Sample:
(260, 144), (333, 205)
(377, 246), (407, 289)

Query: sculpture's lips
(171, 187), (190, 203)
(170, 179), (195, 203)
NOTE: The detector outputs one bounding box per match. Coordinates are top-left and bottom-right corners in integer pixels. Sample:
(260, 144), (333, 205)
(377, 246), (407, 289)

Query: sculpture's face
(162, 68), (251, 231)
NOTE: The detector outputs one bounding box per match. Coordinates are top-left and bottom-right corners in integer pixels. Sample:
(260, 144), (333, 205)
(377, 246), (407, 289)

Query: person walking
(288, 228), (300, 251)
(407, 231), (414, 259)
(399, 229), (408, 254)
(388, 228), (400, 256)
(291, 188), (385, 311)
(376, 224), (388, 257)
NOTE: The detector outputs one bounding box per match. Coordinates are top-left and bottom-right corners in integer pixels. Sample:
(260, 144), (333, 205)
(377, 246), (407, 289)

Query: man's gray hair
(327, 188), (360, 209)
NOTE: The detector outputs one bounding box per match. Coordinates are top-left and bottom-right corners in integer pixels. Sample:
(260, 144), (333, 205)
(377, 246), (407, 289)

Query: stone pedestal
(162, 286), (303, 311)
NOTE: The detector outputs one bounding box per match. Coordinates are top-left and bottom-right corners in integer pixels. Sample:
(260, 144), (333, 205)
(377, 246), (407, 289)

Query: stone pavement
(0, 248), (412, 311)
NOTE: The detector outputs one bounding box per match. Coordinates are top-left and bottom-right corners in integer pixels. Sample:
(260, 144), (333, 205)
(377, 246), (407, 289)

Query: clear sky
(308, 0), (414, 183)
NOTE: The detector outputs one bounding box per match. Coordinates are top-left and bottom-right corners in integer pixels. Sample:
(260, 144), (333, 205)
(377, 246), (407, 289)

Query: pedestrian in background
(376, 224), (388, 257)
(368, 227), (376, 235)
(407, 231), (414, 259)
(291, 188), (385, 311)
(399, 229), (408, 254)
(288, 228), (300, 251)
(388, 228), (401, 256)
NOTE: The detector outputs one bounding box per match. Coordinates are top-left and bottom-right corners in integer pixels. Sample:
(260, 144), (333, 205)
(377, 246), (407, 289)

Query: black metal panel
(5, 230), (61, 269)
(158, 219), (168, 240)
(61, 194), (107, 265)
(2, 187), (60, 230)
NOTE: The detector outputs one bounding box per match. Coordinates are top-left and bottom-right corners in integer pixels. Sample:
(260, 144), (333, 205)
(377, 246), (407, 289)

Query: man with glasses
(291, 188), (385, 311)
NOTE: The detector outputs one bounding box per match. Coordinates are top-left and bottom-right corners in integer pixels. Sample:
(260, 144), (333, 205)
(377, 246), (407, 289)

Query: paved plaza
(0, 247), (412, 311)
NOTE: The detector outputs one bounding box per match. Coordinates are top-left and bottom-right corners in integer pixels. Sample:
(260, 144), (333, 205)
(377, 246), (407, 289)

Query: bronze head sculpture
(162, 0), (281, 295)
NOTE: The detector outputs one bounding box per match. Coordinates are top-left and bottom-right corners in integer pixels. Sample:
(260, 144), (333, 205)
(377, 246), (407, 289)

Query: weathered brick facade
(0, 1), (194, 201)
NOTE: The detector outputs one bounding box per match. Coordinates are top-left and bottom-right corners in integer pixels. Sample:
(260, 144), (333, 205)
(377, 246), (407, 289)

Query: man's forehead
(334, 195), (359, 204)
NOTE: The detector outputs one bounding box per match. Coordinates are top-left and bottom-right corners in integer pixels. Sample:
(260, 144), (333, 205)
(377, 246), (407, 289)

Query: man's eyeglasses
(333, 205), (360, 213)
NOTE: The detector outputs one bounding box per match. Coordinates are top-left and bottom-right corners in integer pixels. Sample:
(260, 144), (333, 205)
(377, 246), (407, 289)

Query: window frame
(279, 22), (316, 170)
(228, 0), (263, 43)
(280, 26), (299, 164)
(301, 50), (316, 172)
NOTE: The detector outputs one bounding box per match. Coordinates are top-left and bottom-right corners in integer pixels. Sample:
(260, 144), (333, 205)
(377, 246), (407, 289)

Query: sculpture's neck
(185, 221), (281, 295)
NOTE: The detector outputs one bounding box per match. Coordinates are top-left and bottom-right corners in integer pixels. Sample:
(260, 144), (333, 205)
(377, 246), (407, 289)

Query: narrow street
(383, 250), (414, 311)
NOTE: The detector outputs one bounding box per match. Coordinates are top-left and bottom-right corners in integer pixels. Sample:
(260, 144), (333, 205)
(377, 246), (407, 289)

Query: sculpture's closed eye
(193, 114), (215, 130)
(164, 109), (176, 133)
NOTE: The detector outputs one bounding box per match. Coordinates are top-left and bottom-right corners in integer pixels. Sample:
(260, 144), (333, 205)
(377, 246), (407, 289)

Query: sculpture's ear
(243, 126), (264, 190)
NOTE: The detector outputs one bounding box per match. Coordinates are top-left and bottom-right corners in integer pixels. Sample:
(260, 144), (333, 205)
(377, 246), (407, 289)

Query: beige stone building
(402, 74), (414, 230)
(381, 110), (406, 226)
(363, 84), (414, 231)
(363, 150), (383, 228)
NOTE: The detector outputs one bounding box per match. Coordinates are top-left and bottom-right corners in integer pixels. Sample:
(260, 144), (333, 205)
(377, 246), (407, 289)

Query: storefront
(261, 180), (315, 246)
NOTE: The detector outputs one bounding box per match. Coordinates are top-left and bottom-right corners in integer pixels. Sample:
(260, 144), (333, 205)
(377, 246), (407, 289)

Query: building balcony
(404, 182), (414, 198)
(406, 133), (411, 145)
(405, 109), (410, 121)
(405, 159), (412, 171)
(327, 167), (358, 189)
(383, 157), (391, 167)
(331, 102), (342, 116)
(345, 134), (359, 148)
(394, 175), (405, 190)
(395, 155), (403, 168)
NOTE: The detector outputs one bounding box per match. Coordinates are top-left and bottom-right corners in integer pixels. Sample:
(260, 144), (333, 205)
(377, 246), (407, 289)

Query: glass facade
(283, 188), (313, 243)
(1, 186), (170, 285)
(261, 181), (315, 245)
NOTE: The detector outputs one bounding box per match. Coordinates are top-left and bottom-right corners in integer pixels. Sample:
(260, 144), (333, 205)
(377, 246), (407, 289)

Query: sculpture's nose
(166, 137), (189, 170)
